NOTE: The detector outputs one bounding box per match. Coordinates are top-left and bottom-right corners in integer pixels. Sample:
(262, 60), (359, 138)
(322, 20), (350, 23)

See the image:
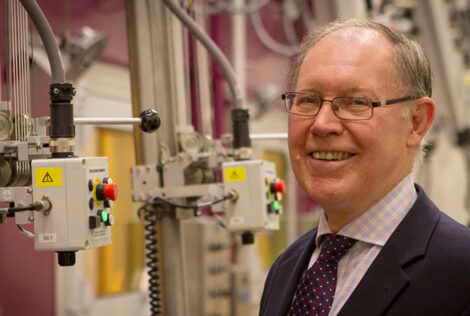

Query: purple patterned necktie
(290, 234), (356, 316)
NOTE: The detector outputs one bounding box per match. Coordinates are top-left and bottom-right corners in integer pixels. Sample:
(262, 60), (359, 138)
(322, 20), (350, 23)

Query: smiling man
(260, 19), (470, 316)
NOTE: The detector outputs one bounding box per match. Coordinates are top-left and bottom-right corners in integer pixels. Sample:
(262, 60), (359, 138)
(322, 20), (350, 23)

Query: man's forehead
(325, 27), (385, 45)
(301, 27), (394, 69)
(297, 27), (396, 95)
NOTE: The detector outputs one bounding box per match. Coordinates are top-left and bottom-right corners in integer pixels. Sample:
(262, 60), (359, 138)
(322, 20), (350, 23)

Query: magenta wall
(0, 222), (55, 316)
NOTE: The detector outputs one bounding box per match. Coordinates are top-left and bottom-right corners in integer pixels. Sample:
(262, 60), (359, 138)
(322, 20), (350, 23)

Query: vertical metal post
(414, 0), (463, 131)
(126, 0), (192, 315)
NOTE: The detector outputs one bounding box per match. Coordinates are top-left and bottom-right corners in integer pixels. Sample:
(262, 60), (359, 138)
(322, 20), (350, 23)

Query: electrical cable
(282, 7), (300, 46)
(138, 202), (163, 316)
(186, 0), (270, 16)
(151, 193), (233, 229)
(17, 224), (35, 239)
(136, 192), (232, 316)
(162, 0), (245, 109)
(249, 8), (299, 56)
(225, 0), (271, 14)
(185, 0), (227, 15)
(152, 191), (234, 210)
(3, 202), (42, 215)
(301, 0), (316, 30)
(18, 0), (65, 83)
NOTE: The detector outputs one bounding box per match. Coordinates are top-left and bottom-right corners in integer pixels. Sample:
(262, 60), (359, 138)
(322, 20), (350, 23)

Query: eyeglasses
(282, 92), (414, 121)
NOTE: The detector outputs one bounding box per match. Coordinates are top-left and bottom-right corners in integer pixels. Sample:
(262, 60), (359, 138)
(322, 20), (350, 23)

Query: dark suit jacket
(260, 185), (470, 316)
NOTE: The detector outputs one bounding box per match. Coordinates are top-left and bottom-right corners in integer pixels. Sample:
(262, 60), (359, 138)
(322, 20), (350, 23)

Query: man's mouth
(311, 151), (355, 161)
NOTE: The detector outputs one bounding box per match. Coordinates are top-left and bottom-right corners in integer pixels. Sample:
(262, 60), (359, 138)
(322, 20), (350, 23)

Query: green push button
(100, 210), (108, 223)
(273, 200), (280, 213)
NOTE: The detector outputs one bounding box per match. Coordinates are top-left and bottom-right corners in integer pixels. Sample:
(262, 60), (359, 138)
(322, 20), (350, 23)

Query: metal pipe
(18, 0), (65, 83)
(250, 133), (288, 140)
(73, 117), (142, 125)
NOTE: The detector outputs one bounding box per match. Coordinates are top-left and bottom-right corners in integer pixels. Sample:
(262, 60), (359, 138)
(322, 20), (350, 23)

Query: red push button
(104, 183), (118, 201)
(96, 183), (118, 201)
(274, 180), (285, 194)
(270, 179), (285, 194)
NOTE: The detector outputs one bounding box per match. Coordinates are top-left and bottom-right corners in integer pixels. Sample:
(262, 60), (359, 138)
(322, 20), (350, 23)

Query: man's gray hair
(288, 18), (433, 100)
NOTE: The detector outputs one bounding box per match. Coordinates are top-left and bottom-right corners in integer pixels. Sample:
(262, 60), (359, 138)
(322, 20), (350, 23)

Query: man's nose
(309, 101), (345, 137)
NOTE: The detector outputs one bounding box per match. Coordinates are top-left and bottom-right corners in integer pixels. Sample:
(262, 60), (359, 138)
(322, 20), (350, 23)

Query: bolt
(28, 215), (34, 223)
(52, 88), (60, 95)
(27, 187), (33, 193)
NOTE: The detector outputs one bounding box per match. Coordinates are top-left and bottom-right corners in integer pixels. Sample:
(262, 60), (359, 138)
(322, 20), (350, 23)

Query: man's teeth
(312, 152), (353, 160)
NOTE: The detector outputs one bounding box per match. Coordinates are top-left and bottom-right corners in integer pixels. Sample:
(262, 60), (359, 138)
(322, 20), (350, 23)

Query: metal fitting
(49, 137), (75, 153)
(34, 196), (52, 215)
(228, 189), (239, 201)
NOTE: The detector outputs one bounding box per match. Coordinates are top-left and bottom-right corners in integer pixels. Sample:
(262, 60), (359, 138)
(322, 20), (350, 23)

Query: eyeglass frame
(282, 92), (415, 121)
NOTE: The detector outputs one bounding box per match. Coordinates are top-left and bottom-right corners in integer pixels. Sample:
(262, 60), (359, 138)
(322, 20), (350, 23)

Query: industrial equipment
(0, 0), (160, 266)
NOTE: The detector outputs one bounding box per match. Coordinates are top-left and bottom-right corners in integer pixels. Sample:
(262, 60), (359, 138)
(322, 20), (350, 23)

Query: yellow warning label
(225, 167), (246, 182)
(35, 168), (63, 187)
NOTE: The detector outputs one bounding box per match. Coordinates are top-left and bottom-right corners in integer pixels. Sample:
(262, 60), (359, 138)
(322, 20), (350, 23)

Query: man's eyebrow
(296, 87), (320, 93)
(296, 87), (371, 95)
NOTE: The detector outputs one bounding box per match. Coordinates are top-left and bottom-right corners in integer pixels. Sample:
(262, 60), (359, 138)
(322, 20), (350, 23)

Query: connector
(33, 196), (52, 215)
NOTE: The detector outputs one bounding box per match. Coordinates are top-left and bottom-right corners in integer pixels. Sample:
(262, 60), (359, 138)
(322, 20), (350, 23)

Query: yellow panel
(224, 167), (246, 182)
(34, 167), (62, 187)
(86, 128), (144, 296)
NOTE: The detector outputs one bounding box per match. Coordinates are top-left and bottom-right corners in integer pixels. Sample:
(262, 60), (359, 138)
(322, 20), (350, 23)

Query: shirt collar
(316, 174), (417, 247)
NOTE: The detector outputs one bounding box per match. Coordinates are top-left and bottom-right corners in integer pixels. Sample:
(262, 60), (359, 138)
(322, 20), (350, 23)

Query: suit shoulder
(431, 211), (470, 259)
(435, 211), (470, 240)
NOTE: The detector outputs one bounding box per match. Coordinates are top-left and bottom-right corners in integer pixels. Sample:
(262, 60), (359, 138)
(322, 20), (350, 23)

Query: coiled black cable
(139, 203), (163, 315)
(137, 192), (234, 315)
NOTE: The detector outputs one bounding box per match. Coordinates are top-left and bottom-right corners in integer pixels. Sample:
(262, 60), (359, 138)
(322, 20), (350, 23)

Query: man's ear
(407, 97), (435, 148)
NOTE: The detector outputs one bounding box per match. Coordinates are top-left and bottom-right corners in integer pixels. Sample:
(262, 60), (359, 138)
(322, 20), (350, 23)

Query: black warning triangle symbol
(42, 172), (53, 183)
(230, 171), (238, 179)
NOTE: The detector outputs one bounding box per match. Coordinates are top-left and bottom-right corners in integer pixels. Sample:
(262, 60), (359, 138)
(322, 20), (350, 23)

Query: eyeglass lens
(286, 93), (373, 120)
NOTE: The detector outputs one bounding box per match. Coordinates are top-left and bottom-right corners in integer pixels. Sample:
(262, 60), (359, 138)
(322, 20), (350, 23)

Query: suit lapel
(338, 186), (441, 316)
(265, 228), (318, 316)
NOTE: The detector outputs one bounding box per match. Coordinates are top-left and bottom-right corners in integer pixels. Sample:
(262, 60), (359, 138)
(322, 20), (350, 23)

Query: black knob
(241, 232), (254, 245)
(57, 251), (76, 266)
(139, 109), (161, 133)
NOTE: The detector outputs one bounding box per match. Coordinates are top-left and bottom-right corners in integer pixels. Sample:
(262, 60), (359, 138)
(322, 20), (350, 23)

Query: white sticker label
(0, 188), (14, 201)
(39, 233), (56, 243)
(230, 216), (245, 225)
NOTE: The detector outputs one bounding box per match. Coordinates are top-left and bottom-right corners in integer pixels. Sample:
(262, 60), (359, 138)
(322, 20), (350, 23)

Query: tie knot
(318, 234), (356, 263)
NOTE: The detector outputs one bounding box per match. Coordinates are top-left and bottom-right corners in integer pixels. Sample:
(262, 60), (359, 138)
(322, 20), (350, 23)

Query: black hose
(18, 0), (65, 83)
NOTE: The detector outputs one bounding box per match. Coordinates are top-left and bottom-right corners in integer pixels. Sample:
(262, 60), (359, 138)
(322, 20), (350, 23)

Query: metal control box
(32, 157), (113, 252)
(222, 160), (281, 232)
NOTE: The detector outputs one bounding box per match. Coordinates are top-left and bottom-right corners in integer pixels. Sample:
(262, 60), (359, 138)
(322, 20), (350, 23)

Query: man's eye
(297, 96), (319, 105)
(350, 98), (369, 106)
